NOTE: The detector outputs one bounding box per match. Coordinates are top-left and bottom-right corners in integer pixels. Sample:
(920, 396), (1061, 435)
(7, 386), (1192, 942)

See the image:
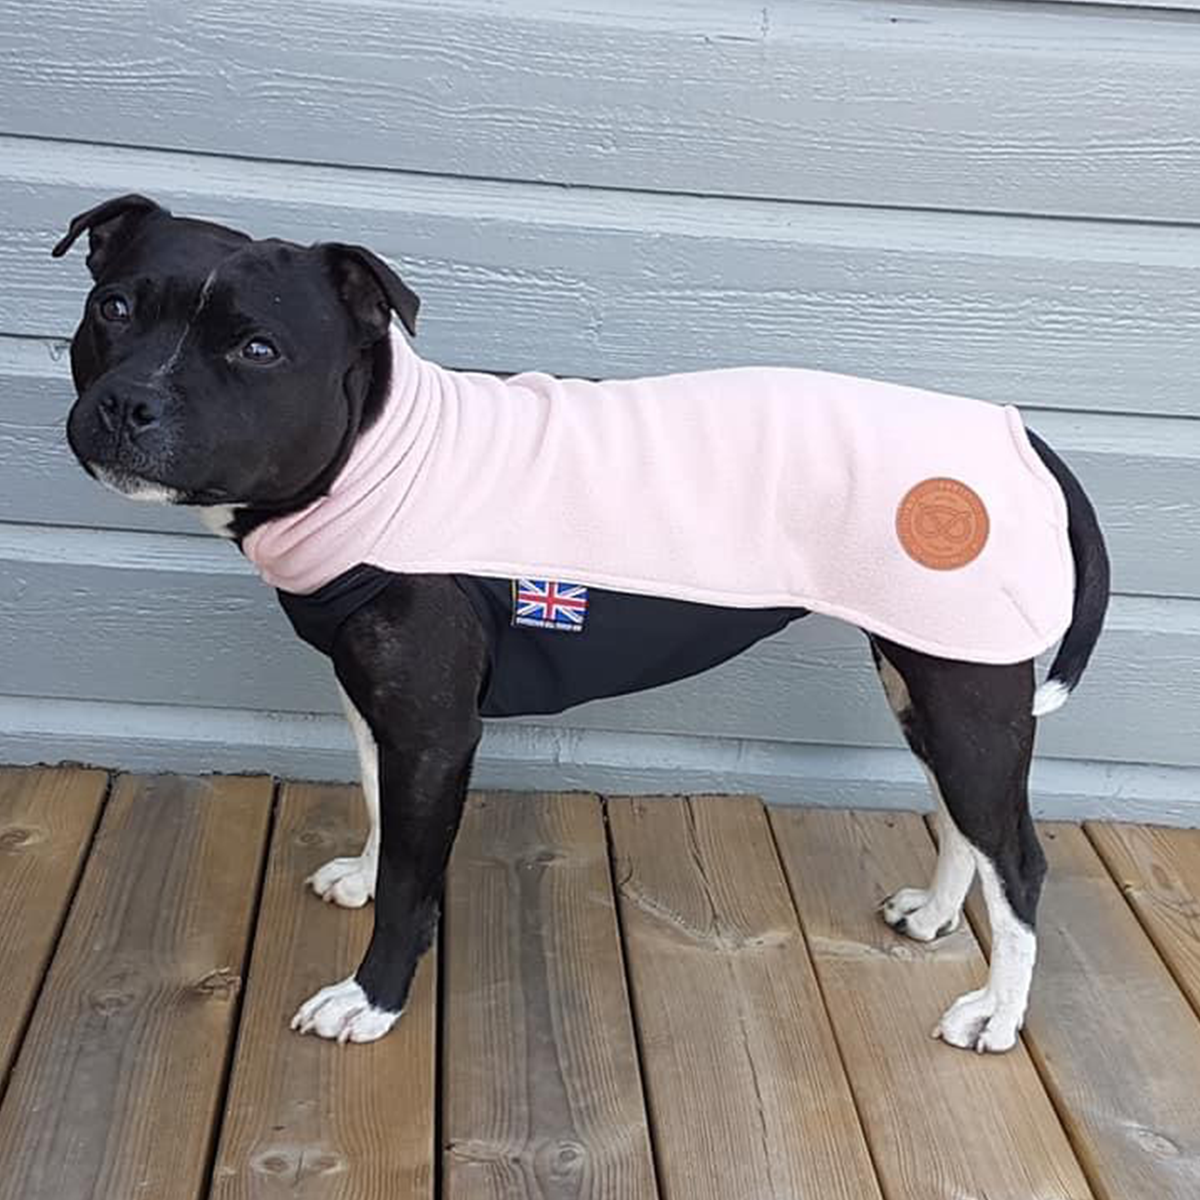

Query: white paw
(881, 887), (961, 942)
(291, 977), (400, 1044)
(307, 854), (376, 908)
(933, 987), (1021, 1054)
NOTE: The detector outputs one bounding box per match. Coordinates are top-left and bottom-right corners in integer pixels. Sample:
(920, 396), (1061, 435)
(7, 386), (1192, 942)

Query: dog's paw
(933, 987), (1021, 1054)
(881, 887), (961, 942)
(307, 854), (376, 908)
(291, 977), (400, 1044)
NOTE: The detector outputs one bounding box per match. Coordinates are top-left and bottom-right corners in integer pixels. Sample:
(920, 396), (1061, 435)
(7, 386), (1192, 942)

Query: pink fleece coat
(244, 328), (1073, 664)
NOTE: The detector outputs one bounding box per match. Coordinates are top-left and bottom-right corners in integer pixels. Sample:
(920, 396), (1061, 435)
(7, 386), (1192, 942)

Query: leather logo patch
(896, 477), (989, 570)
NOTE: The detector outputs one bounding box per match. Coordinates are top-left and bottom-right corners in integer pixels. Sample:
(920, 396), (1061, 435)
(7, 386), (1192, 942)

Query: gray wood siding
(2, 529), (1197, 767)
(9, 138), (1200, 420)
(6, 0), (1200, 222)
(1, 0), (1197, 820)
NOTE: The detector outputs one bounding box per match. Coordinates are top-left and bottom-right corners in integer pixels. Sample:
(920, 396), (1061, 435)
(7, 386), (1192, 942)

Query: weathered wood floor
(1, 768), (1199, 1200)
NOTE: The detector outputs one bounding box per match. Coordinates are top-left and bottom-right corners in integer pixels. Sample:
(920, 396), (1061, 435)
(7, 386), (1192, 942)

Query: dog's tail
(1025, 429), (1110, 717)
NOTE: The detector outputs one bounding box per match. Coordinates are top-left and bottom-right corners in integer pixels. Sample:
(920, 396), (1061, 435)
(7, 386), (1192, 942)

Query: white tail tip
(1032, 680), (1070, 717)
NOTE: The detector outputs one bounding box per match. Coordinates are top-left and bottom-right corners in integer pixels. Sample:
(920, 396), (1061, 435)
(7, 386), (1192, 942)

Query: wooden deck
(1, 769), (1199, 1199)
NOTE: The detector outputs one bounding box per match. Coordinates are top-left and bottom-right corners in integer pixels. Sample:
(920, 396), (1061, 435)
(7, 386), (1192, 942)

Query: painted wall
(2, 0), (1199, 821)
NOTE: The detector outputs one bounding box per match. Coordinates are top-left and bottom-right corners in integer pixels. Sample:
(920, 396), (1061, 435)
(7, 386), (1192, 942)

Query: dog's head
(53, 194), (419, 515)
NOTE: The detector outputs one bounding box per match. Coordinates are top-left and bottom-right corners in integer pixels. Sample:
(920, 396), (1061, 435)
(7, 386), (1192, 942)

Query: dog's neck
(203, 331), (399, 544)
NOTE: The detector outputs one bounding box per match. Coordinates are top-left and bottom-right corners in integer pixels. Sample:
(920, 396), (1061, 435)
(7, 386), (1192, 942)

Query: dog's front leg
(292, 733), (478, 1043)
(305, 683), (382, 908)
(291, 574), (488, 1044)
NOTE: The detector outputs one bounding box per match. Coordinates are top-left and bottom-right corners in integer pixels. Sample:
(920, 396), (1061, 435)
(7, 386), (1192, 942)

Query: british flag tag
(512, 579), (589, 632)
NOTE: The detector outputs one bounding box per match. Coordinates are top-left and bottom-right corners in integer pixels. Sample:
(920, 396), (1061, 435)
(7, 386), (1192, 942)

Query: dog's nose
(96, 386), (164, 437)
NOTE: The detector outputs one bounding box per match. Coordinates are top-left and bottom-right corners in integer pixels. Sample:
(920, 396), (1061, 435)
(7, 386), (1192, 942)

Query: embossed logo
(896, 477), (989, 570)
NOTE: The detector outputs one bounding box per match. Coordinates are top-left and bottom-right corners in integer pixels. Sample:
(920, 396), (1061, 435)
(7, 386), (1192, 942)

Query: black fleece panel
(278, 566), (807, 718)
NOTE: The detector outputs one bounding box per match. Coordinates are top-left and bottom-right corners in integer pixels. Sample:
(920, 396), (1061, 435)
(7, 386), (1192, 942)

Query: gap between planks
(210, 780), (437, 1200)
(443, 790), (658, 1200)
(770, 805), (1091, 1200)
(609, 794), (881, 1200)
(0, 766), (110, 1100)
(1083, 820), (1200, 1025)
(0, 772), (273, 1200)
(954, 817), (1200, 1200)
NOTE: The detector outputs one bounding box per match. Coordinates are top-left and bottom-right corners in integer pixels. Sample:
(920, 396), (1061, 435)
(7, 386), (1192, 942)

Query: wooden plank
(609, 795), (881, 1200)
(0, 766), (107, 1092)
(1086, 821), (1200, 1017)
(0, 773), (271, 1200)
(12, 137), (1200, 422)
(442, 791), (657, 1199)
(4, 0), (1200, 222)
(771, 807), (1091, 1200)
(967, 823), (1200, 1200)
(210, 781), (436, 1200)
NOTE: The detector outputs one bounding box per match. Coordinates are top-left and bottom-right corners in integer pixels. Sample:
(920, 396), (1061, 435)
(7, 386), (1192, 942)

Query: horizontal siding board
(1022, 410), (1200, 601)
(4, 694), (1200, 824)
(0, 531), (1196, 767)
(6, 137), (1200, 419)
(0, 550), (332, 715)
(1045, 2), (1200, 10)
(6, 342), (1198, 596)
(3, 1), (1200, 222)
(550, 597), (1200, 770)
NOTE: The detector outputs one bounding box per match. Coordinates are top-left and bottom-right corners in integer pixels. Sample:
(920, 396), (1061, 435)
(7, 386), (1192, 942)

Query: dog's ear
(322, 243), (420, 339)
(51, 194), (166, 279)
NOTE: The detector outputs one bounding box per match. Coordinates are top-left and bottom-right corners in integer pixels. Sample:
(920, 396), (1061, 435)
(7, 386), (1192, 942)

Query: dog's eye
(99, 295), (131, 322)
(241, 338), (279, 363)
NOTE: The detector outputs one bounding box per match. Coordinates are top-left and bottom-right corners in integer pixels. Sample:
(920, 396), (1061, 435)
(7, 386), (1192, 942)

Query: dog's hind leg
(870, 636), (1045, 1054)
(872, 641), (976, 941)
(306, 682), (381, 908)
(881, 764), (976, 941)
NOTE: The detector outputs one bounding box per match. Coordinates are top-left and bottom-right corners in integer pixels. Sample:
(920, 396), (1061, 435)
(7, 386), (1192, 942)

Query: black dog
(53, 195), (1108, 1052)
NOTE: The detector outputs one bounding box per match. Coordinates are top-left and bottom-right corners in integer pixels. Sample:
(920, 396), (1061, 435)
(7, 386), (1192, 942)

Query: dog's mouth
(86, 463), (233, 507)
(88, 464), (184, 504)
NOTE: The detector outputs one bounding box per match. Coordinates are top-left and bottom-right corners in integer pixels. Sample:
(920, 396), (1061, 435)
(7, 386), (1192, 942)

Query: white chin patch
(90, 465), (183, 505)
(197, 504), (244, 539)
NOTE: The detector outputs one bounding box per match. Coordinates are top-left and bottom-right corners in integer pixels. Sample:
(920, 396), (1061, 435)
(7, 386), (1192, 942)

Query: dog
(53, 194), (1109, 1052)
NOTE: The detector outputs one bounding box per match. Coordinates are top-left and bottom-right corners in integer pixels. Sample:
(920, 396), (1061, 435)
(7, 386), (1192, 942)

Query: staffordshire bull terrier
(53, 195), (1109, 1052)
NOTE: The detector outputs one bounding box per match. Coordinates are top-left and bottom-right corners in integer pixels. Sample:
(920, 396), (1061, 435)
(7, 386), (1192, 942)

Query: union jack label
(512, 579), (589, 632)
